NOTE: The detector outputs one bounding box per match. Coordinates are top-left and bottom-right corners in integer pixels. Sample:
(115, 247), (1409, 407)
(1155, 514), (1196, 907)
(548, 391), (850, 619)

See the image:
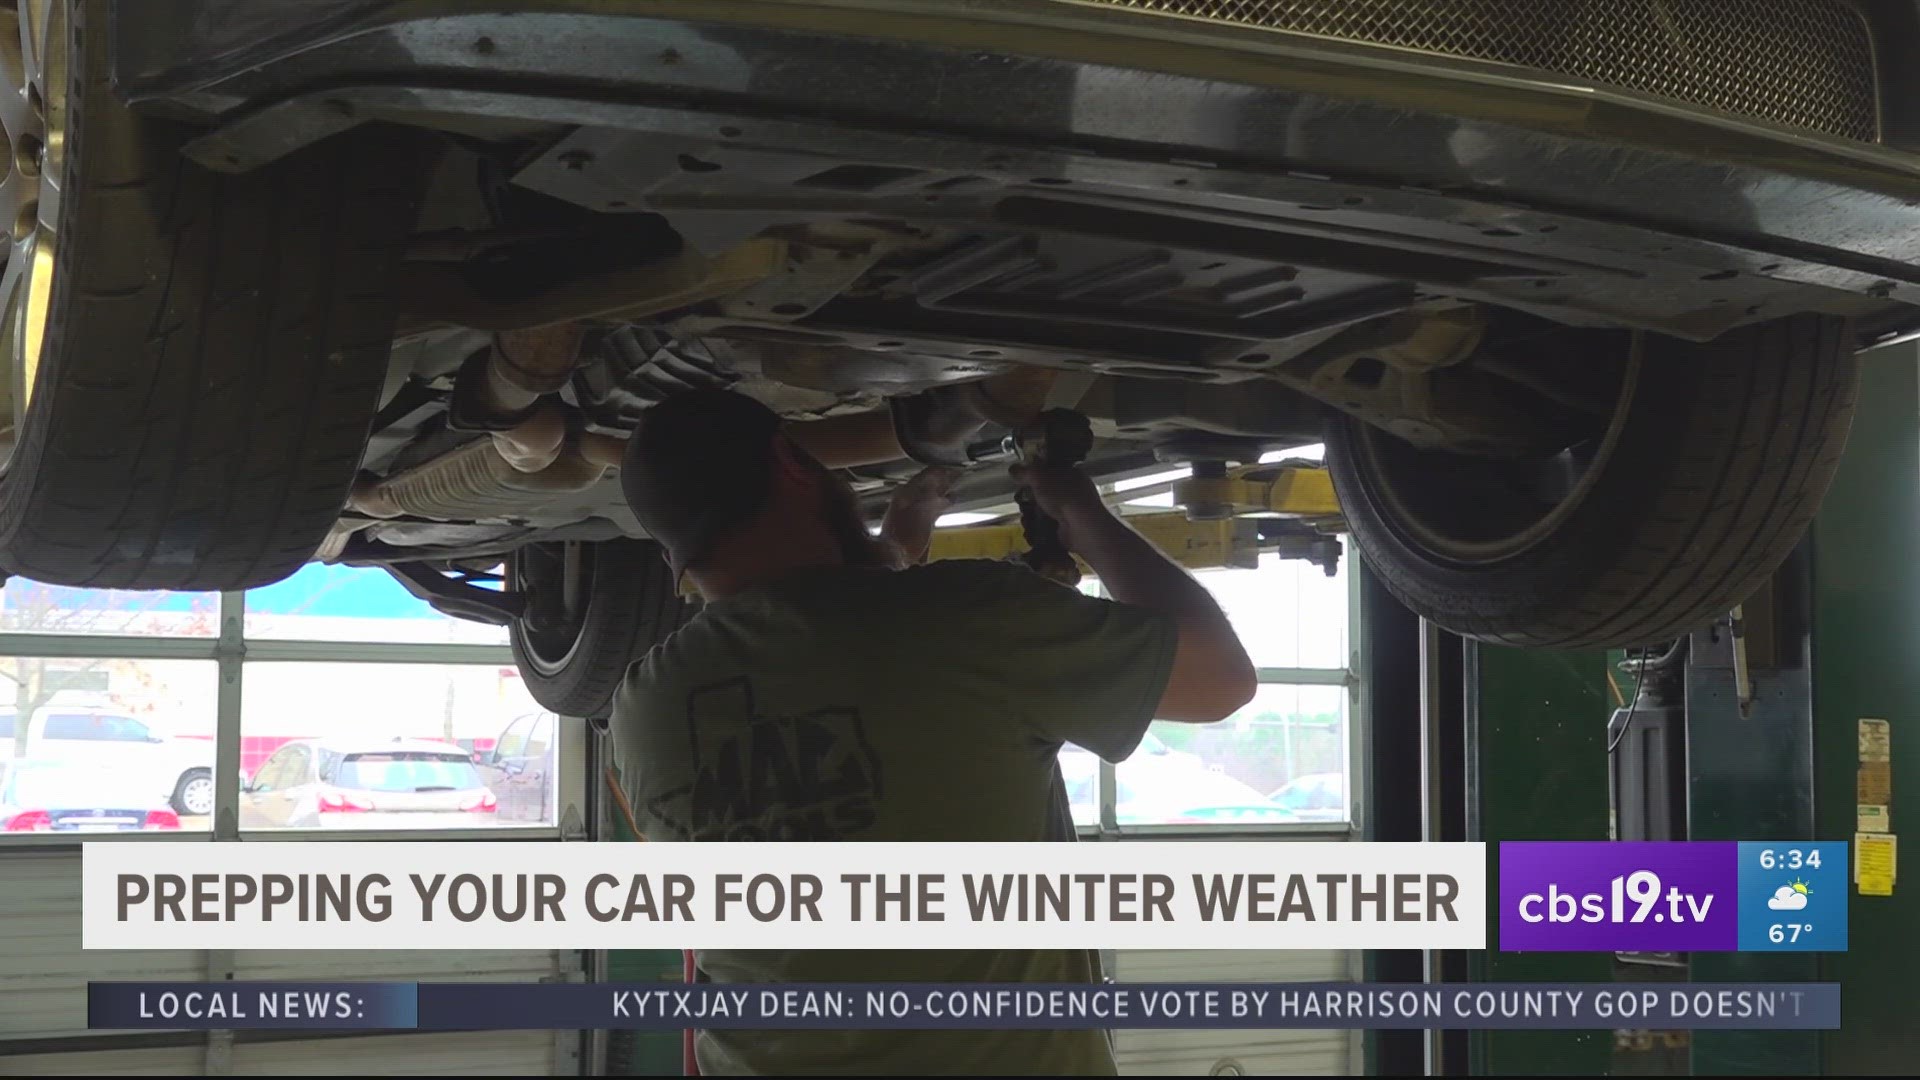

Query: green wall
(1471, 643), (1615, 1075)
(1812, 344), (1920, 1075)
(604, 754), (689, 1075)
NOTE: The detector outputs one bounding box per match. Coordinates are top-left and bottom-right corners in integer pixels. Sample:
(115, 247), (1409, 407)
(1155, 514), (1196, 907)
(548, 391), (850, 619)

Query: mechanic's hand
(1009, 463), (1112, 550)
(879, 466), (959, 565)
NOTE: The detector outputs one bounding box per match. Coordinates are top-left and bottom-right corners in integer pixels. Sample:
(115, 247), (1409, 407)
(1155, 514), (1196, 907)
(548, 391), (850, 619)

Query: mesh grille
(1082, 0), (1879, 142)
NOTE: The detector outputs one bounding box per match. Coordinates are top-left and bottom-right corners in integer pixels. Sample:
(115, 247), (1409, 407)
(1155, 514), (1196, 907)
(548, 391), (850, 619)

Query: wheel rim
(181, 774), (213, 816)
(512, 543), (592, 677)
(0, 0), (63, 467)
(1354, 334), (1641, 566)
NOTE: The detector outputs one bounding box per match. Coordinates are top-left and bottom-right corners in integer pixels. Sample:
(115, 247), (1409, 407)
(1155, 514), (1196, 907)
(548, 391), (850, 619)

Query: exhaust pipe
(350, 367), (1066, 524)
(350, 418), (606, 521)
(578, 405), (909, 472)
(490, 403), (568, 473)
(479, 323), (587, 415)
(578, 368), (1063, 472)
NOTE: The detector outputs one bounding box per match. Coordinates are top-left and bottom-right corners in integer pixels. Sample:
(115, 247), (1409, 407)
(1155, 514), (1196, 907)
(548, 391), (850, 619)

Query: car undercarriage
(2, 0), (1918, 710)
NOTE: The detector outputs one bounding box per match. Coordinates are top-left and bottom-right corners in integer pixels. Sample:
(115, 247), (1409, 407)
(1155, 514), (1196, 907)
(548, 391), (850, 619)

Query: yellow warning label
(1856, 833), (1897, 897)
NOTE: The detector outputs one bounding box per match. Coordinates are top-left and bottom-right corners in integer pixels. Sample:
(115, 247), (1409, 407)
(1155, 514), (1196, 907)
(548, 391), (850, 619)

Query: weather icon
(1768, 879), (1812, 911)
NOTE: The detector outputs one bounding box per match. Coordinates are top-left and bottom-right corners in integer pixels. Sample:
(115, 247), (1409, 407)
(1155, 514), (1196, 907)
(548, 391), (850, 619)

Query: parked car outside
(241, 738), (498, 830)
(1159, 804), (1302, 826)
(0, 759), (182, 832)
(475, 711), (557, 824)
(1269, 772), (1349, 823)
(0, 709), (212, 817)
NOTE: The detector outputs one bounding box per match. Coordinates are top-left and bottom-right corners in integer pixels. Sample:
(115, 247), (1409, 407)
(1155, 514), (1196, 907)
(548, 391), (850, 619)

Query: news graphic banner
(83, 841), (1485, 951)
(1500, 841), (1848, 952)
(87, 981), (1840, 1031)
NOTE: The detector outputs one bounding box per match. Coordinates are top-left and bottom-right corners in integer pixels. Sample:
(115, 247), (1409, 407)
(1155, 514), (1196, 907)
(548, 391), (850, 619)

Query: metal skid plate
(511, 115), (1861, 364)
(143, 5), (1920, 347)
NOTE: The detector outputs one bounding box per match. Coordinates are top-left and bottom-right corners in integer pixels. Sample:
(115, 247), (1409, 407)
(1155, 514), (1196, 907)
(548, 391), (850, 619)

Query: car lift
(385, 456), (1348, 617)
(925, 460), (1346, 576)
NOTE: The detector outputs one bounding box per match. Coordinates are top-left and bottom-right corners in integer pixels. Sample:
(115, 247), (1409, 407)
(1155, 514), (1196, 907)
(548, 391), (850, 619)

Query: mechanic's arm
(1016, 464), (1257, 722)
(877, 466), (959, 567)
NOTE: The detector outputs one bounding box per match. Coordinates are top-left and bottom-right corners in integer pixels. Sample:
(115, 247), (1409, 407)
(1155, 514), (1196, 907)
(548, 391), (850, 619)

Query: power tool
(1009, 408), (1094, 586)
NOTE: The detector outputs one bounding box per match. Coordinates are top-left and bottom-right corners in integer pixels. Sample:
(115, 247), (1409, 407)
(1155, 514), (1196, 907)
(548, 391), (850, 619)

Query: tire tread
(0, 0), (417, 590)
(1331, 314), (1858, 648)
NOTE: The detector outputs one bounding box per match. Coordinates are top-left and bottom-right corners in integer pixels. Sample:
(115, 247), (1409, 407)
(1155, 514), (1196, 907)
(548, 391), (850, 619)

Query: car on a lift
(1, 2), (1916, 716)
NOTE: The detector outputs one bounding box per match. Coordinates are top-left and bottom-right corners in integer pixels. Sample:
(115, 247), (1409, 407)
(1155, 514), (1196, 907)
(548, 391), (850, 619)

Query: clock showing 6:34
(1736, 842), (1848, 952)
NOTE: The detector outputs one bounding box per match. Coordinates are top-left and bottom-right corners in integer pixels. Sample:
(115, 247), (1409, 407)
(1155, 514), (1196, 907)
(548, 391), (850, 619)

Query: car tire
(0, 0), (421, 590)
(509, 539), (691, 718)
(170, 768), (213, 817)
(1327, 314), (1858, 648)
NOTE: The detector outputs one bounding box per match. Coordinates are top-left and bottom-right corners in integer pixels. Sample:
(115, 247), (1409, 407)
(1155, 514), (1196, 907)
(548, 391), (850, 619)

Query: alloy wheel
(0, 0), (64, 465)
(181, 773), (214, 817)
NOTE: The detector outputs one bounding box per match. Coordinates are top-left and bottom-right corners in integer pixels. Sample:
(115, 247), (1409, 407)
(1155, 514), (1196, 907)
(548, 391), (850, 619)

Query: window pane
(0, 579), (217, 637)
(244, 563), (509, 645)
(1201, 546), (1350, 670)
(526, 714), (555, 756)
(239, 662), (548, 830)
(494, 715), (530, 759)
(1058, 745), (1100, 830)
(1116, 684), (1348, 827)
(0, 658), (216, 834)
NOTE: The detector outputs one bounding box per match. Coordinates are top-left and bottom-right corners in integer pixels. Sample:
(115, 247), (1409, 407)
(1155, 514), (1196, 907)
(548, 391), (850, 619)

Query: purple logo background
(1499, 842), (1739, 952)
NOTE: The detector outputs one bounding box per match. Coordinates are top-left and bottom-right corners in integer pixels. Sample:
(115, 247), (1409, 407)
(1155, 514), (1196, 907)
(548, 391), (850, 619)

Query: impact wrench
(1010, 408), (1095, 587)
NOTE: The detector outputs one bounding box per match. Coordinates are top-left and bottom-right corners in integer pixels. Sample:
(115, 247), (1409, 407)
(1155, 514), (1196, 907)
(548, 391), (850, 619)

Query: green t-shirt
(610, 559), (1178, 1076)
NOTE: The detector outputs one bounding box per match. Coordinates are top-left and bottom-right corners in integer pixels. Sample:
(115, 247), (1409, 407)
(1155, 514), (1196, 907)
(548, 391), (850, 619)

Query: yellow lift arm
(678, 463), (1345, 596)
(927, 463), (1345, 575)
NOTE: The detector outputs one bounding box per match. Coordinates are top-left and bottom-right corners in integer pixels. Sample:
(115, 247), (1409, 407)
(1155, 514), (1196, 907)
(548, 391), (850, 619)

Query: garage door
(0, 1032), (561, 1077)
(0, 850), (574, 1076)
(1112, 949), (1355, 1075)
(1077, 536), (1362, 1077)
(0, 570), (587, 1076)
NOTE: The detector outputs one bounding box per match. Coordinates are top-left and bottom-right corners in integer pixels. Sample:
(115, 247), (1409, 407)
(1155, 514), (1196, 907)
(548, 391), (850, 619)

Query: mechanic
(611, 387), (1256, 1076)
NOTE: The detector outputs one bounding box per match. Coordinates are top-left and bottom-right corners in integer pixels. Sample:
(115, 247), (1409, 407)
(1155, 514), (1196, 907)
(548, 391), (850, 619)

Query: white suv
(0, 711), (213, 817)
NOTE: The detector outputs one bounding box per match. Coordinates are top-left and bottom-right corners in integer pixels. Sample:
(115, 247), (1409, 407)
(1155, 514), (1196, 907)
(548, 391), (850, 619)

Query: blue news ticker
(88, 981), (1838, 1031)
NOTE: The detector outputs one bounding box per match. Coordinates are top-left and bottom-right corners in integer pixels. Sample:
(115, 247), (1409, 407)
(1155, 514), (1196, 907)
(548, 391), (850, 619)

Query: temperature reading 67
(1770, 922), (1814, 943)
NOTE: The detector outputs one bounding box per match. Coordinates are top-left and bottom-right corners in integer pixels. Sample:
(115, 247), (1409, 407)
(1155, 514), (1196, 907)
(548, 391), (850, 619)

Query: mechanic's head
(621, 388), (889, 598)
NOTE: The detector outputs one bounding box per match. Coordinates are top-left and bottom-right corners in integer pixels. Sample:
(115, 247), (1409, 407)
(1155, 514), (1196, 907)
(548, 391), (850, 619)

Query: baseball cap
(620, 388), (784, 575)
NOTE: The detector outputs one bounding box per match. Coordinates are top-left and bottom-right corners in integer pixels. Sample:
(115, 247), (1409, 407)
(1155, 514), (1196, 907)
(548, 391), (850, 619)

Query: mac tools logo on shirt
(657, 677), (882, 841)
